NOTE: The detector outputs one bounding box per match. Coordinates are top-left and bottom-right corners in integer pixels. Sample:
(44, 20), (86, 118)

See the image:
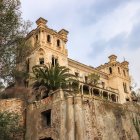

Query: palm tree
(31, 64), (78, 93)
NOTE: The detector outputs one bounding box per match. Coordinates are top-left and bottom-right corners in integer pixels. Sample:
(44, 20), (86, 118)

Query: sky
(21, 0), (140, 88)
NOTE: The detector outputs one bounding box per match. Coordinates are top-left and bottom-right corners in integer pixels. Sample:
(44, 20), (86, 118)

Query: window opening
(83, 85), (89, 95)
(75, 72), (79, 77)
(57, 39), (60, 47)
(109, 67), (112, 74)
(52, 57), (58, 66)
(36, 35), (38, 41)
(47, 35), (51, 42)
(39, 58), (44, 65)
(103, 91), (108, 99)
(111, 94), (116, 102)
(118, 67), (120, 74)
(126, 98), (130, 101)
(93, 89), (100, 96)
(41, 110), (51, 128)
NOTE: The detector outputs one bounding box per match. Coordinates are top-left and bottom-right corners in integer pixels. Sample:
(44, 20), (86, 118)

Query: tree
(87, 73), (100, 86)
(0, 0), (31, 84)
(32, 64), (77, 95)
(0, 111), (24, 140)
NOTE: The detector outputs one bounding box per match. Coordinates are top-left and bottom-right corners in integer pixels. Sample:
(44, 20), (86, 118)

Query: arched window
(109, 67), (112, 74)
(123, 82), (127, 93)
(47, 35), (51, 42)
(39, 58), (44, 65)
(52, 56), (58, 66)
(38, 48), (45, 65)
(123, 70), (126, 76)
(36, 34), (38, 41)
(118, 67), (120, 74)
(57, 39), (60, 47)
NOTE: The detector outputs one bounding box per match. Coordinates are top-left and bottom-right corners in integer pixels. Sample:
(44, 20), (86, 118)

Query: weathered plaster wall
(83, 96), (140, 140)
(25, 90), (140, 140)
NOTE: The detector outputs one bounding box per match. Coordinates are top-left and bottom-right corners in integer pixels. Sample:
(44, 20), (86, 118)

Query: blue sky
(21, 0), (140, 88)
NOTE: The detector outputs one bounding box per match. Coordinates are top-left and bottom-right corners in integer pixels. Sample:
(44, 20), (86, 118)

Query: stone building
(1, 17), (140, 140)
(25, 17), (131, 104)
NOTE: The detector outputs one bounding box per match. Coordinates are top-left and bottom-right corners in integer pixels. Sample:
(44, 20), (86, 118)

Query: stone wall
(24, 90), (140, 140)
(0, 92), (138, 140)
(0, 98), (25, 139)
(83, 96), (140, 140)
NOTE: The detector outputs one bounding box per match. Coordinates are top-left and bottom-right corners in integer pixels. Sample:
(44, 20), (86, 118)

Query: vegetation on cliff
(0, 111), (24, 140)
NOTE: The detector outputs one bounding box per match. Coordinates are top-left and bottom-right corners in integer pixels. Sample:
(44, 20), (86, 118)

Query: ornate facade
(25, 17), (131, 104)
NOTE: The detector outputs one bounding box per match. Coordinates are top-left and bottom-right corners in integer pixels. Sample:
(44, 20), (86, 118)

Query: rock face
(0, 90), (140, 140)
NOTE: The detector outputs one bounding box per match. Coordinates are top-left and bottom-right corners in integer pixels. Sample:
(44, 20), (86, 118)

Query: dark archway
(111, 94), (116, 102)
(93, 88), (100, 96)
(103, 91), (108, 99)
(83, 85), (89, 95)
(109, 67), (112, 74)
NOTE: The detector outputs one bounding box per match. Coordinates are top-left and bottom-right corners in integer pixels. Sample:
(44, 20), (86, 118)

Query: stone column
(74, 94), (85, 140)
(60, 90), (66, 140)
(39, 30), (43, 42)
(81, 85), (83, 95)
(66, 96), (75, 140)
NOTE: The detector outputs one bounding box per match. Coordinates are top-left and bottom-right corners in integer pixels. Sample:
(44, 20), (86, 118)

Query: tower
(97, 55), (131, 103)
(26, 17), (69, 73)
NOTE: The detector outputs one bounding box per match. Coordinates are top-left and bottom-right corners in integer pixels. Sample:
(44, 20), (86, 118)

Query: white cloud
(21, 0), (140, 88)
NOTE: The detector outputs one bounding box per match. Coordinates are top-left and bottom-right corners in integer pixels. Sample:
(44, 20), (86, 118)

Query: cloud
(21, 0), (140, 87)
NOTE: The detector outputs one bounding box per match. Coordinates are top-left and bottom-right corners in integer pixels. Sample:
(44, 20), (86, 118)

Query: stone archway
(83, 85), (89, 95)
(93, 88), (100, 96)
(111, 94), (116, 102)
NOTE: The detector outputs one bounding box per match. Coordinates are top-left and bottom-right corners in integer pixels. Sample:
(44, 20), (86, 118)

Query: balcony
(79, 82), (119, 103)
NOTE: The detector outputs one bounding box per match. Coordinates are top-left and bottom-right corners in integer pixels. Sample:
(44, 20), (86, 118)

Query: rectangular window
(41, 110), (51, 128)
